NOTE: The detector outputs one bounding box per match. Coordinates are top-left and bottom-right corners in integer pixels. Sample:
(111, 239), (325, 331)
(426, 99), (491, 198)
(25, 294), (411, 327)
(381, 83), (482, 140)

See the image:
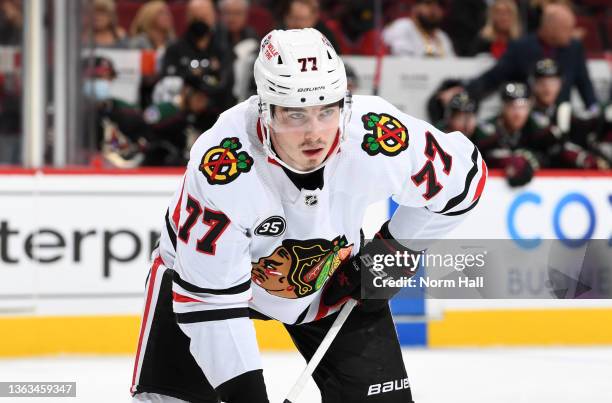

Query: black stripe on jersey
(442, 196), (480, 216)
(294, 306), (310, 325)
(437, 146), (479, 214)
(173, 271), (251, 295)
(176, 307), (250, 323)
(165, 209), (177, 250)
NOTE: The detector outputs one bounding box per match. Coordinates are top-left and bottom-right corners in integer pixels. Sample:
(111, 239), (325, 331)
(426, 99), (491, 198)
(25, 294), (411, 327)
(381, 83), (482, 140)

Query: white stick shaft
(283, 299), (358, 403)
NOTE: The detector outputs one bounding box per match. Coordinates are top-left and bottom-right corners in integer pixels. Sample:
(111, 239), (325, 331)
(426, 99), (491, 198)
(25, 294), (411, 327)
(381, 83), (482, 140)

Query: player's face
(533, 77), (561, 107)
(270, 104), (340, 171)
(449, 112), (477, 137)
(502, 100), (531, 132)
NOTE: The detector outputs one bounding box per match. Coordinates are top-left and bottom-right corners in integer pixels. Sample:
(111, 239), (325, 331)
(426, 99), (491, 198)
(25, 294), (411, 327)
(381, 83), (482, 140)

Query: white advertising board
(0, 172), (610, 315)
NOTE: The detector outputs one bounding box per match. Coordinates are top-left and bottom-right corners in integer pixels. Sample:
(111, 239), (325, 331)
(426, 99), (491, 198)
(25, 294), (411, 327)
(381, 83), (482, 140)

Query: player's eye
(319, 108), (336, 119)
(288, 112), (306, 120)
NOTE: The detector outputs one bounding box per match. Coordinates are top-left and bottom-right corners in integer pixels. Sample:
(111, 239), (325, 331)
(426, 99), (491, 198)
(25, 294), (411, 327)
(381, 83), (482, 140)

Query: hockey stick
(283, 298), (358, 403)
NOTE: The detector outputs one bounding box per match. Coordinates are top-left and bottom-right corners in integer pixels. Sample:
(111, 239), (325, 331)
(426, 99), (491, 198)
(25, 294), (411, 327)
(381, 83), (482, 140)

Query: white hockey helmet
(254, 28), (352, 173)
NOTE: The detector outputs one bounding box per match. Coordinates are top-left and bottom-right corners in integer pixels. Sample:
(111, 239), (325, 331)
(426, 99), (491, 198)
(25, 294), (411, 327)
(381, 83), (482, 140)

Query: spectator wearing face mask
(81, 56), (150, 167)
(382, 0), (454, 57)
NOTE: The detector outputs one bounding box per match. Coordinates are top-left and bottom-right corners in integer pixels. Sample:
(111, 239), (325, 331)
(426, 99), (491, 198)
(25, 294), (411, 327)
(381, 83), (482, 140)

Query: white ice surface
(0, 347), (611, 402)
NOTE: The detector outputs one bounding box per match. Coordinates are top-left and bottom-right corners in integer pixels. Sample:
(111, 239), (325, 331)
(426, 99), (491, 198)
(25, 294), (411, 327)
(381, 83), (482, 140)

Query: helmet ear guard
(254, 28), (351, 174)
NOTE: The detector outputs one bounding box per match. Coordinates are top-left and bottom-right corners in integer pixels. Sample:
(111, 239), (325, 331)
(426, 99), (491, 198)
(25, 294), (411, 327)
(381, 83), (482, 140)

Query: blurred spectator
(218, 0), (259, 101)
(81, 56), (149, 168)
(186, 0), (217, 30)
(0, 0), (21, 45)
(461, 3), (598, 111)
(218, 0), (257, 47)
(325, 0), (384, 56)
(143, 72), (219, 166)
(0, 72), (21, 164)
(528, 58), (610, 168)
(382, 0), (454, 57)
(280, 0), (340, 53)
(161, 18), (235, 109)
(522, 0), (572, 33)
(426, 78), (466, 124)
(469, 0), (521, 59)
(473, 82), (540, 187)
(436, 92), (477, 138)
(128, 0), (176, 50)
(218, 0), (259, 102)
(444, 0), (486, 57)
(600, 103), (612, 163)
(82, 0), (128, 48)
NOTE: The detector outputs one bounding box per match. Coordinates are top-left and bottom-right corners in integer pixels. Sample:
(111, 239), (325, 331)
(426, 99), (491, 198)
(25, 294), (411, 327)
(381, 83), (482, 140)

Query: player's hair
(270, 100), (344, 118)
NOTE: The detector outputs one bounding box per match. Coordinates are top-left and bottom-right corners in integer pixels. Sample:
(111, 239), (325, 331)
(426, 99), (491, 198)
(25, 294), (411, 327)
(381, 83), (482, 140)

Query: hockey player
(527, 58), (609, 169)
(131, 28), (486, 403)
(436, 91), (478, 137)
(472, 82), (540, 187)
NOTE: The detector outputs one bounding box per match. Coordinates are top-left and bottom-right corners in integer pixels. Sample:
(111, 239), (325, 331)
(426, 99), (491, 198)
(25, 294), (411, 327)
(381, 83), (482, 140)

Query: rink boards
(0, 168), (611, 356)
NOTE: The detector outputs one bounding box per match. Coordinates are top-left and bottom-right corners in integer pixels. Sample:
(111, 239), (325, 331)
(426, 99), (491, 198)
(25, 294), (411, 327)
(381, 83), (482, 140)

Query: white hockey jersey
(154, 94), (486, 387)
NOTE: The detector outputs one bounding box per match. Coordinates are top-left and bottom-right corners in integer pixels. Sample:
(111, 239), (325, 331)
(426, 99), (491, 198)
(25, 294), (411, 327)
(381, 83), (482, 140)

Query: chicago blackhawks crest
(199, 137), (253, 185)
(361, 112), (409, 156)
(251, 236), (353, 299)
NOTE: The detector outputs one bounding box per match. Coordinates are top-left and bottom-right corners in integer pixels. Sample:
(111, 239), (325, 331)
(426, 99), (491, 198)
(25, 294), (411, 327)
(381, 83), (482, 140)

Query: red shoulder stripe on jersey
(131, 256), (164, 392)
(172, 178), (186, 229)
(172, 292), (204, 303)
(472, 159), (487, 202)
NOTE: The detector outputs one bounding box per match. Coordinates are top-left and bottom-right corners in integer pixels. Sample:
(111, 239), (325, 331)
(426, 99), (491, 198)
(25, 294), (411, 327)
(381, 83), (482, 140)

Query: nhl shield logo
(361, 112), (409, 157)
(199, 137), (253, 185)
(304, 194), (318, 206)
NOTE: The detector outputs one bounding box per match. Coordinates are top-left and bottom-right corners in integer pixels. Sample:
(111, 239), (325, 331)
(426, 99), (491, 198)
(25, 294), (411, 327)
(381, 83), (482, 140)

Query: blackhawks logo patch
(199, 137), (253, 185)
(251, 235), (353, 299)
(361, 112), (409, 156)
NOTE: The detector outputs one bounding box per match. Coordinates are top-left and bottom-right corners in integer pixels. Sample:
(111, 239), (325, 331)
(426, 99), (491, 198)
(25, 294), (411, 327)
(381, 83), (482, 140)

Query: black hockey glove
(504, 149), (539, 187)
(323, 221), (420, 312)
